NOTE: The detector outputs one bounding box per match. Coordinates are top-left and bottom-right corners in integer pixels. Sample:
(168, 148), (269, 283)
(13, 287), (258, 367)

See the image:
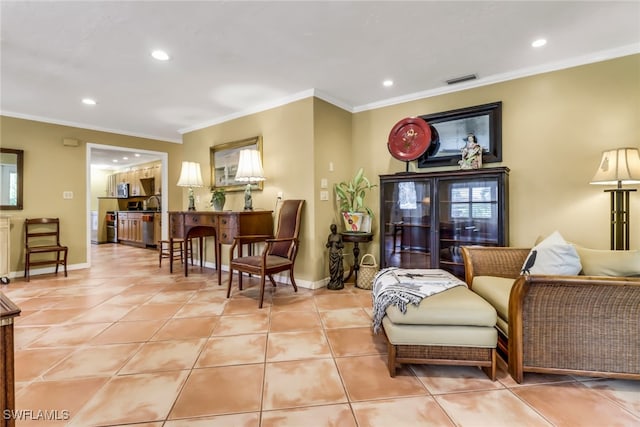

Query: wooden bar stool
(158, 238), (193, 268)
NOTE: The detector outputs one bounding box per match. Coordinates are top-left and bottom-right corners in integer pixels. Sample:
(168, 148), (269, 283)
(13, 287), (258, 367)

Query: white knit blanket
(371, 267), (467, 333)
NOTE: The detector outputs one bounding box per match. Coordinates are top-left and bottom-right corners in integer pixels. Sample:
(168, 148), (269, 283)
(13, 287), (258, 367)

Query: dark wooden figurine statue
(326, 224), (344, 290)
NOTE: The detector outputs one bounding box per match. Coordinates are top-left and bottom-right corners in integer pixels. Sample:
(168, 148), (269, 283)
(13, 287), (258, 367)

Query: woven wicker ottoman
(381, 285), (498, 380)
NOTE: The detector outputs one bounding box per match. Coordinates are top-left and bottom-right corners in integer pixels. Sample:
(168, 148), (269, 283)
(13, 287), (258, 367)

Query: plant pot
(342, 212), (371, 233)
(212, 195), (225, 211)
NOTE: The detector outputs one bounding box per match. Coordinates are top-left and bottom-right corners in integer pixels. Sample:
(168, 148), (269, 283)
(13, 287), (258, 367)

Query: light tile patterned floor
(4, 244), (640, 426)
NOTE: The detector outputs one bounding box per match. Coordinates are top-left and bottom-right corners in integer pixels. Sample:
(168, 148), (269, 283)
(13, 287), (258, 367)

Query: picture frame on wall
(210, 136), (264, 192)
(417, 101), (502, 168)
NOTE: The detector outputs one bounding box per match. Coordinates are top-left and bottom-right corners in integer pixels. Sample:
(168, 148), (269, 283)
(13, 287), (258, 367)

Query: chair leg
(289, 269), (298, 292)
(259, 275), (266, 309)
(54, 251), (60, 274)
(268, 275), (277, 287)
(226, 268), (234, 298)
(25, 253), (30, 282)
(188, 238), (194, 266)
(63, 249), (68, 277)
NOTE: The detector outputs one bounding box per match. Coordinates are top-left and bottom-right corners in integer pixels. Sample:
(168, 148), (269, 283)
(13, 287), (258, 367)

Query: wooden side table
(340, 232), (373, 284)
(1, 292), (21, 427)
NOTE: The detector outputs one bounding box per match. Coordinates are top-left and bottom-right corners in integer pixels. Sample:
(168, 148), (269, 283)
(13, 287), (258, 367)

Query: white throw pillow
(521, 231), (582, 276)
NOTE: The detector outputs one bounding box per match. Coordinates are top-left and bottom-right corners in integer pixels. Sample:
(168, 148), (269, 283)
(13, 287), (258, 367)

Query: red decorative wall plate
(387, 117), (431, 161)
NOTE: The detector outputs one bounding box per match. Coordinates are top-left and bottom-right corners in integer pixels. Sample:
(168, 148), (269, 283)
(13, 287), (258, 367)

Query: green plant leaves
(334, 167), (376, 217)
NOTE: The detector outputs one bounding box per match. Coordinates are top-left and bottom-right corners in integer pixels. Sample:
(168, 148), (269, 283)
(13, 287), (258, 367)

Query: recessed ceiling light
(134, 153), (141, 157)
(82, 98), (97, 105)
(383, 79), (394, 87)
(532, 38), (547, 48)
(122, 156), (129, 160)
(112, 159), (118, 163)
(151, 50), (170, 61)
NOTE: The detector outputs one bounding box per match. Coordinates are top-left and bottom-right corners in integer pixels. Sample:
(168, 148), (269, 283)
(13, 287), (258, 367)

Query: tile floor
(3, 244), (640, 426)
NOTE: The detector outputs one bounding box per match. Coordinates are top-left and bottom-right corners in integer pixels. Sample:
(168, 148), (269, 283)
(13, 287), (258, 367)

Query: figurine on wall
(326, 223), (345, 290)
(458, 133), (483, 170)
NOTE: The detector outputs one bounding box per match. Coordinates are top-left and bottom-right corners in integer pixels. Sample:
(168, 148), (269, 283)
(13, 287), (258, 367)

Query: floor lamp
(235, 149), (265, 211)
(590, 147), (640, 250)
(177, 161), (203, 211)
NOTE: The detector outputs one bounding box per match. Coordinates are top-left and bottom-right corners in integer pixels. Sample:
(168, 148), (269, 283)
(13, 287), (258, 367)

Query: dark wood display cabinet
(379, 167), (509, 278)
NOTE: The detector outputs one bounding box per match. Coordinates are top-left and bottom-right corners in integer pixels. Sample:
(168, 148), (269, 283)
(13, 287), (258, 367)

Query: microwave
(116, 183), (129, 199)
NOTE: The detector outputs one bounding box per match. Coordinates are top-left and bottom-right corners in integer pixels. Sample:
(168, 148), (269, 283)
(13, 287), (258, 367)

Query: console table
(168, 211), (273, 285)
(1, 292), (20, 427)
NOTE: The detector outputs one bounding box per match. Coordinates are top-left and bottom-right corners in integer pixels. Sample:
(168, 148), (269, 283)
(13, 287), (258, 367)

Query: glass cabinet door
(381, 179), (431, 268)
(438, 177), (500, 277)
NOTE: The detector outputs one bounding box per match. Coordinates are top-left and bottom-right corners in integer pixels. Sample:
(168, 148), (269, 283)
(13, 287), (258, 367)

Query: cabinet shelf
(440, 237), (499, 245)
(379, 167), (509, 278)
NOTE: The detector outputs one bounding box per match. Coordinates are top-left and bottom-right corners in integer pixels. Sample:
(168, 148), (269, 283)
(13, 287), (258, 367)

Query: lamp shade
(590, 147), (640, 186)
(177, 161), (204, 187)
(235, 149), (265, 183)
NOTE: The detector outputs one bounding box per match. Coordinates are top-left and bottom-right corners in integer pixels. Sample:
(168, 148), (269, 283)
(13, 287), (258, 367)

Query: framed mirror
(417, 102), (502, 168)
(210, 136), (264, 192)
(0, 148), (24, 210)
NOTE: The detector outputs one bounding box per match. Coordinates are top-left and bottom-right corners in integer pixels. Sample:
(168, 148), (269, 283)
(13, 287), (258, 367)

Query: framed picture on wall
(417, 101), (502, 167)
(210, 136), (264, 192)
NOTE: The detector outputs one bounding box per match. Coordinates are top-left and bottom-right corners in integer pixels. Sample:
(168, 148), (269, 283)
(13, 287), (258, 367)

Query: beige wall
(181, 98), (321, 285)
(2, 54), (638, 282)
(0, 116), (182, 274)
(313, 98), (353, 280)
(353, 54), (640, 259)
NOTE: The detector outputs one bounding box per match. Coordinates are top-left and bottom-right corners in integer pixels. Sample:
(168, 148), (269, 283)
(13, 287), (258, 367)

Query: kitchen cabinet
(154, 214), (161, 244)
(106, 174), (118, 197)
(379, 167), (509, 278)
(117, 212), (144, 246)
(105, 161), (161, 198)
(153, 164), (162, 194)
(130, 169), (141, 196)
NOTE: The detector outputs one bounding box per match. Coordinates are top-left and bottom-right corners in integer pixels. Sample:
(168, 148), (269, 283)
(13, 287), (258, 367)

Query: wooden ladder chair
(24, 218), (68, 282)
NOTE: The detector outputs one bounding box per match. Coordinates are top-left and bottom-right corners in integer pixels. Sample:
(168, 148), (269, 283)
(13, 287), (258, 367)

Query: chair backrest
(268, 200), (304, 259)
(25, 218), (62, 248)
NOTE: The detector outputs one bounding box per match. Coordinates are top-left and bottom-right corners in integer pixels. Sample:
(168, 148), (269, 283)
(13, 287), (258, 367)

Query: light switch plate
(63, 191), (73, 199)
(320, 178), (328, 188)
(320, 190), (329, 201)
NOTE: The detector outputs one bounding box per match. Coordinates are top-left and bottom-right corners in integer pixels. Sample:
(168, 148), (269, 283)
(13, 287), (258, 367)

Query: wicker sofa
(461, 246), (640, 383)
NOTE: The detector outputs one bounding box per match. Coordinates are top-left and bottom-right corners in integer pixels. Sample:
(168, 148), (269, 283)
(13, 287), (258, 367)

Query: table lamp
(590, 147), (640, 250)
(235, 149), (265, 210)
(177, 161), (203, 211)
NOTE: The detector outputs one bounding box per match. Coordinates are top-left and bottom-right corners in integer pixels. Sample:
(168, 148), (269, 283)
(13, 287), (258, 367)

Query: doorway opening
(86, 143), (169, 266)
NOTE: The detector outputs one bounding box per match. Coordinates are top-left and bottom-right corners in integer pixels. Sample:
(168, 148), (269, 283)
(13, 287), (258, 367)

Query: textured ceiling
(2, 1), (639, 148)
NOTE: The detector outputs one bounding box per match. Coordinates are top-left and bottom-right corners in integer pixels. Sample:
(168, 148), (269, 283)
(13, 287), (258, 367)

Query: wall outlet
(320, 190), (329, 201)
(63, 191), (73, 199)
(277, 191), (283, 199)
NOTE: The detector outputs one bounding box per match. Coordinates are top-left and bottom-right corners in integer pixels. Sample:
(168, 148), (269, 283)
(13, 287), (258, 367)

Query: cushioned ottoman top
(385, 285), (497, 327)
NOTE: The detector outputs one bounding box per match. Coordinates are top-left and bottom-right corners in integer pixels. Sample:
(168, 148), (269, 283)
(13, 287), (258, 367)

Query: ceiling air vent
(446, 74), (477, 85)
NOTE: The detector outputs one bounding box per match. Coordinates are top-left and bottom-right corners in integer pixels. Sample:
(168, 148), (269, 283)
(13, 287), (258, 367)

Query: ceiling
(2, 1), (639, 151)
(89, 147), (163, 170)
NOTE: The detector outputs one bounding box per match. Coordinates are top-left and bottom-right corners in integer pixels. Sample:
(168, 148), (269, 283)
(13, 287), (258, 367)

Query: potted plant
(334, 167), (377, 232)
(210, 187), (226, 211)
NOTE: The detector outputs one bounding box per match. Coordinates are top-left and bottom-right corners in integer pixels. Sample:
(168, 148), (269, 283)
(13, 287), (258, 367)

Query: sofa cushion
(384, 286), (496, 327)
(575, 246), (640, 277)
(471, 276), (516, 335)
(382, 316), (497, 347)
(521, 231), (582, 275)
